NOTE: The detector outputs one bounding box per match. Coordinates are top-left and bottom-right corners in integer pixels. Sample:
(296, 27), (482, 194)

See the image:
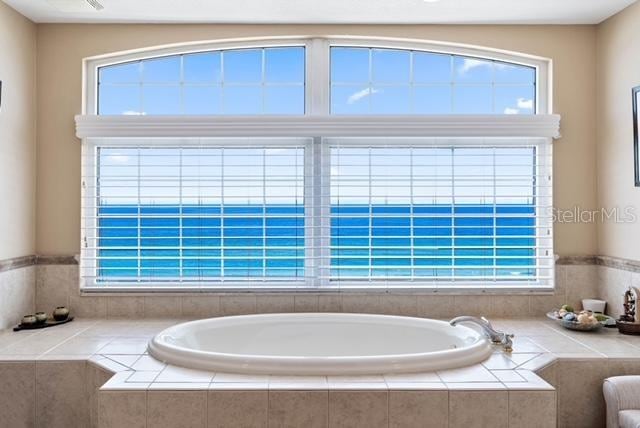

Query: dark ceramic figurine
(617, 287), (640, 335)
(53, 306), (70, 321)
(34, 312), (48, 324)
(621, 287), (636, 323)
(21, 314), (37, 326)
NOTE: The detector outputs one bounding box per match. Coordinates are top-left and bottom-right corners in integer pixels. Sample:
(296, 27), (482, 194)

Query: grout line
(386, 386), (390, 428)
(205, 383), (209, 428)
(538, 324), (608, 357)
(33, 358), (37, 426)
(145, 388), (148, 428)
(446, 388), (450, 428)
(506, 386), (510, 426)
(33, 322), (99, 357)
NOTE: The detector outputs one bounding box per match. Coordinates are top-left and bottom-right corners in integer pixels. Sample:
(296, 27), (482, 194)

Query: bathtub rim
(148, 313), (493, 375)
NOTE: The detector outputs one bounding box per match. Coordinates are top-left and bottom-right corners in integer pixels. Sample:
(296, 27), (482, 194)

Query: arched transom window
(78, 37), (557, 292)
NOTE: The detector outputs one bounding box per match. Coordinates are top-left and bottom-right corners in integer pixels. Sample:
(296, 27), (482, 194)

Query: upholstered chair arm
(604, 376), (640, 428)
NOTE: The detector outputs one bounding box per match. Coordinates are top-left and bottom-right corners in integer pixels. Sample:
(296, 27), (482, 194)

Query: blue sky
(98, 46), (535, 116)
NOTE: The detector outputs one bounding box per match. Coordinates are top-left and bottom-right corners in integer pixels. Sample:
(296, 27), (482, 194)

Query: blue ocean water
(97, 204), (535, 281)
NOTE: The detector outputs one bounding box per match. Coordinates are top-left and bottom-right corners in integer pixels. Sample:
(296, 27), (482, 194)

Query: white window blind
(82, 139), (307, 287)
(326, 138), (553, 288)
(81, 137), (553, 290)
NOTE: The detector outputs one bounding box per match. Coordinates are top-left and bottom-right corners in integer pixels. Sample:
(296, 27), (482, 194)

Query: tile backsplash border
(30, 255), (596, 320)
(0, 253), (633, 320)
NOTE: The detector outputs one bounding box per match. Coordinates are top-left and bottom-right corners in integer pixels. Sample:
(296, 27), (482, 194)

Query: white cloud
(457, 58), (508, 75)
(517, 98), (534, 110)
(458, 59), (488, 75)
(347, 88), (379, 105)
(503, 98), (534, 115)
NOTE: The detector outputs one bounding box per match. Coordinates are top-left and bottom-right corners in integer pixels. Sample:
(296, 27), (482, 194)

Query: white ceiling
(3, 0), (638, 24)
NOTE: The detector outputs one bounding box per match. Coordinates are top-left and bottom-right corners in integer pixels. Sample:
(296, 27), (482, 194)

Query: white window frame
(77, 36), (560, 293)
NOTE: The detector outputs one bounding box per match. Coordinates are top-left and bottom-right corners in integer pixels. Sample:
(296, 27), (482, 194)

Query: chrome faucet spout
(450, 316), (514, 352)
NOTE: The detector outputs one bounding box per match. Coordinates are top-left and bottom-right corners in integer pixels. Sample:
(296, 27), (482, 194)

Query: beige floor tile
(449, 390), (508, 428)
(389, 390), (448, 428)
(0, 362), (35, 428)
(556, 360), (609, 428)
(98, 391), (146, 428)
(269, 390), (328, 428)
(147, 391), (207, 428)
(328, 390), (388, 428)
(36, 360), (89, 428)
(509, 390), (556, 428)
(208, 390), (268, 428)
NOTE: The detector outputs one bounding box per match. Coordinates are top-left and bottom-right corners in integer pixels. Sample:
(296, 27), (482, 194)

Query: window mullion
(307, 38), (330, 116)
(318, 138), (332, 287)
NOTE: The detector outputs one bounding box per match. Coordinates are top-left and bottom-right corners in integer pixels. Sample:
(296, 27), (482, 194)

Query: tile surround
(1, 254), (640, 427)
(25, 262), (601, 320)
(8, 253), (631, 325)
(1, 319), (640, 427)
(0, 253), (627, 323)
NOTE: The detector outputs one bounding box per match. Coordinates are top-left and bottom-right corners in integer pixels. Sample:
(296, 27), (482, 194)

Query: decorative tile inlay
(0, 255), (36, 273)
(597, 255), (640, 273)
(555, 255), (598, 265)
(36, 255), (78, 265)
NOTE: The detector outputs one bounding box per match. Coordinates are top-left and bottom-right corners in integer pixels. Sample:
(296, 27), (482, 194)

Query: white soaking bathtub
(148, 313), (492, 375)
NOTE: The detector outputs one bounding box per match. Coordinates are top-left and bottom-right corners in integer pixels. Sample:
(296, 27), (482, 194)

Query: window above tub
(330, 47), (536, 115)
(97, 46), (305, 115)
(78, 37), (559, 292)
(90, 38), (546, 117)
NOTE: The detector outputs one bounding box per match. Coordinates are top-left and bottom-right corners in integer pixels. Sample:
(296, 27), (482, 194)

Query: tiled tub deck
(1, 318), (639, 428)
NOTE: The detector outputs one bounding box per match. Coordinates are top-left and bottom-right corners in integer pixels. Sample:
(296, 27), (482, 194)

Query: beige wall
(35, 24), (598, 256)
(0, 2), (36, 260)
(597, 2), (640, 261)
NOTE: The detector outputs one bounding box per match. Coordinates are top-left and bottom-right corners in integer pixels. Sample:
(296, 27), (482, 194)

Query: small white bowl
(582, 299), (606, 313)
